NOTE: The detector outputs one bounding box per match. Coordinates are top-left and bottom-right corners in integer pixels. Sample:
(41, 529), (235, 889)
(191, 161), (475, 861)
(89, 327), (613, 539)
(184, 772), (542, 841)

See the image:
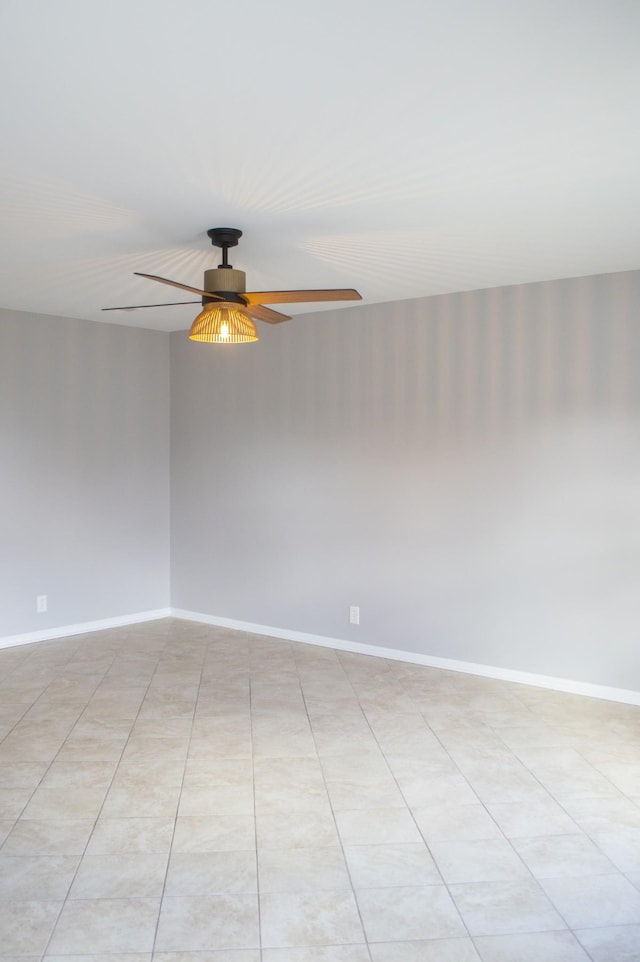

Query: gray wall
(170, 271), (640, 690)
(0, 310), (170, 636)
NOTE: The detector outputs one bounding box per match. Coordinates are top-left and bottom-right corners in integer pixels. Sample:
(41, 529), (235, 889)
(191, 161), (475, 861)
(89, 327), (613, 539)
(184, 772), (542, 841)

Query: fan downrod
(207, 227), (243, 268)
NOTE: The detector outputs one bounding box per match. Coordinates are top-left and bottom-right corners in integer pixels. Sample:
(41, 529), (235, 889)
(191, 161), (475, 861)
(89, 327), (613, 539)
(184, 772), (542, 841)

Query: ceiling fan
(103, 228), (362, 343)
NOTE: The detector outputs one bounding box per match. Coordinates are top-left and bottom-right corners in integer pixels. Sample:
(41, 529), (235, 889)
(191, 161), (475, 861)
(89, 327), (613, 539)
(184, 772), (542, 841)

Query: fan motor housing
(203, 268), (247, 304)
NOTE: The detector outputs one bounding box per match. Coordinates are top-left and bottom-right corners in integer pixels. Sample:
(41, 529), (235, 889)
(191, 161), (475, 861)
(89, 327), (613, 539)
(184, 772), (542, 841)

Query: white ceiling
(1, 0), (639, 332)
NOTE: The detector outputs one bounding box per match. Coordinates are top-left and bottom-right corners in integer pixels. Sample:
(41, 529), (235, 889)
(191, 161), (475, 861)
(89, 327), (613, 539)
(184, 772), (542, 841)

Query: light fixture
(189, 300), (258, 344)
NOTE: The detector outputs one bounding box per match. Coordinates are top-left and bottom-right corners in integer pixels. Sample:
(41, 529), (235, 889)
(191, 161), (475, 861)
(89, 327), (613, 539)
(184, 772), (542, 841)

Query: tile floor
(0, 618), (639, 961)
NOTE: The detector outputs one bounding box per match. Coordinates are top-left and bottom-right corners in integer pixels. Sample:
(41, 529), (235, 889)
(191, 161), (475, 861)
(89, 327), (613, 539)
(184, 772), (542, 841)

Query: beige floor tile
(69, 852), (168, 898)
(540, 873), (640, 927)
(512, 833), (617, 877)
(191, 714), (252, 739)
(254, 783), (331, 815)
(121, 736), (189, 763)
(259, 847), (351, 893)
(155, 895), (259, 950)
(494, 725), (576, 752)
(403, 773), (481, 808)
(131, 716), (194, 738)
(0, 761), (48, 791)
(447, 748), (522, 775)
(334, 807), (423, 846)
(0, 818), (95, 855)
(345, 842), (440, 887)
(47, 955), (151, 962)
(324, 772), (406, 812)
(251, 696), (307, 717)
(487, 799), (580, 838)
(413, 802), (502, 842)
(252, 733), (319, 757)
(195, 696), (252, 717)
(178, 783), (254, 816)
(0, 788), (34, 819)
(473, 930), (590, 961)
(252, 713), (314, 737)
(184, 757), (253, 779)
(172, 814), (255, 852)
(55, 735), (129, 761)
(38, 760), (117, 791)
(590, 829), (640, 872)
(155, 953), (259, 962)
(165, 851), (257, 895)
(449, 879), (564, 936)
(365, 711), (435, 739)
(598, 763), (640, 795)
(558, 794), (640, 834)
(254, 758), (330, 813)
(48, 898), (160, 954)
(0, 854), (79, 899)
(322, 754), (406, 812)
(312, 730), (380, 758)
(0, 737), (66, 764)
(376, 729), (445, 759)
(304, 694), (363, 715)
(385, 751), (460, 779)
(430, 838), (531, 884)
(253, 755), (324, 779)
(356, 884), (466, 941)
(260, 890), (364, 947)
(137, 698), (195, 720)
(113, 756), (186, 784)
(521, 762), (617, 799)
(392, 763), (470, 801)
(257, 811), (341, 850)
(188, 734), (253, 757)
(86, 816), (175, 854)
(0, 819), (14, 846)
(575, 924), (640, 961)
(319, 754), (392, 780)
(0, 899), (62, 954)
(359, 693), (421, 714)
(464, 771), (553, 806)
(100, 782), (181, 818)
(20, 786), (107, 820)
(262, 949), (370, 962)
(369, 940), (481, 962)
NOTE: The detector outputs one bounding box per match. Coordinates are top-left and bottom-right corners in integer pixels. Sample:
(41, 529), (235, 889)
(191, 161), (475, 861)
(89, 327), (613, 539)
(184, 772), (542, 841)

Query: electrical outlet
(349, 605), (360, 625)
(36, 595), (47, 613)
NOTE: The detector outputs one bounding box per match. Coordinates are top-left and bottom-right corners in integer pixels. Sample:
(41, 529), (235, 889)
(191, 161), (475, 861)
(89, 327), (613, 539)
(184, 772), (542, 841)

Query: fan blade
(245, 304), (291, 324)
(243, 289), (362, 305)
(102, 301), (201, 311)
(134, 271), (224, 300)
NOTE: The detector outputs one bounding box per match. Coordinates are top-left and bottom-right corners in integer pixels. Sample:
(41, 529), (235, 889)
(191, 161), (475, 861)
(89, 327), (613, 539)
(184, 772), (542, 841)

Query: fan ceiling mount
(103, 227), (362, 334)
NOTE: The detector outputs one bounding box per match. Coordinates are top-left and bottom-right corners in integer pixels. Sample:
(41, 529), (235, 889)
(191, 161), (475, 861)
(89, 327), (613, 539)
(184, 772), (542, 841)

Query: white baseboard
(0, 608), (172, 650)
(171, 607), (640, 707)
(3, 606), (638, 707)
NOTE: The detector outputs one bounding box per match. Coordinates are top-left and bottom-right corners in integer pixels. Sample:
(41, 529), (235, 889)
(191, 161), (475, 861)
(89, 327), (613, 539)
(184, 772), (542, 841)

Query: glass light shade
(189, 302), (258, 343)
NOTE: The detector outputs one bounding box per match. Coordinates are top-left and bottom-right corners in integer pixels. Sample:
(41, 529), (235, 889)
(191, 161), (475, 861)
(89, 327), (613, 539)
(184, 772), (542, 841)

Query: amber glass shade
(189, 302), (258, 343)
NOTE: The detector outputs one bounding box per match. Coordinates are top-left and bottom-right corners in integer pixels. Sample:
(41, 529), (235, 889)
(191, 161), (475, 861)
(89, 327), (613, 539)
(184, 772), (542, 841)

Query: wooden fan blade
(102, 301), (201, 311)
(243, 289), (362, 305)
(245, 304), (291, 324)
(134, 272), (224, 300)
